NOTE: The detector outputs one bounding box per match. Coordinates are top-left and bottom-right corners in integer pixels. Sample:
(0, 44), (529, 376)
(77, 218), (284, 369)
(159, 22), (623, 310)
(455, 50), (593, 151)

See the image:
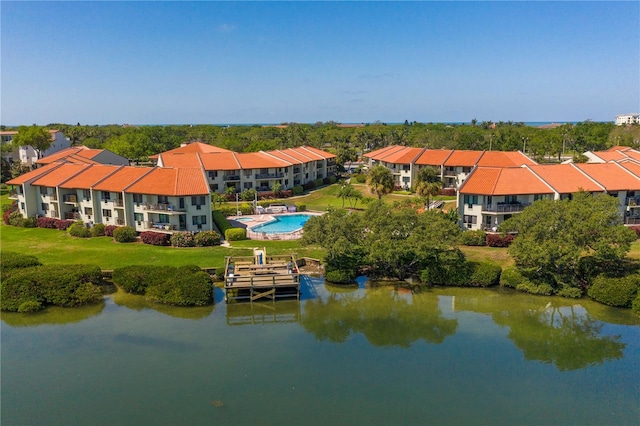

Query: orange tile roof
(31, 163), (92, 187)
(198, 152), (242, 171)
(126, 168), (209, 196)
(414, 149), (453, 166)
(289, 146), (323, 161)
(574, 163), (640, 191)
(275, 148), (314, 162)
(296, 146), (337, 160)
(364, 145), (407, 161)
(158, 153), (203, 168)
(477, 151), (537, 167)
(529, 164), (603, 193)
(265, 150), (304, 165)
(6, 162), (63, 185)
(622, 150), (640, 162)
(619, 161), (640, 177)
(444, 150), (484, 167)
(460, 167), (552, 195)
(235, 152), (292, 169)
(608, 145), (633, 152)
(93, 167), (154, 192)
(380, 147), (423, 164)
(59, 165), (122, 189)
(149, 142), (231, 159)
(36, 146), (105, 164)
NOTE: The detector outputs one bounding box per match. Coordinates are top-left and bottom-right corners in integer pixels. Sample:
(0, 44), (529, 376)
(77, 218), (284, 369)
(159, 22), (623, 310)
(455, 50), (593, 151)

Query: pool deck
(228, 212), (322, 240)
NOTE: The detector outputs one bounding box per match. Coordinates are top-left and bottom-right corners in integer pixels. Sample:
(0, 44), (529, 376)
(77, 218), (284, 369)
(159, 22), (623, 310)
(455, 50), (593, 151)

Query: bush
(240, 188), (257, 201)
(55, 219), (73, 230)
(627, 225), (640, 239)
(1, 264), (103, 312)
(195, 230), (221, 247)
(486, 233), (515, 247)
(68, 221), (91, 238)
(295, 202), (307, 212)
(104, 225), (118, 237)
(212, 210), (233, 235)
(1, 203), (14, 214)
(91, 223), (106, 237)
(8, 211), (24, 227)
(145, 269), (213, 306)
(439, 188), (456, 196)
(461, 230), (486, 246)
(217, 204), (237, 217)
(140, 231), (169, 246)
(467, 262), (502, 287)
(22, 216), (37, 228)
(3, 208), (15, 225)
(587, 274), (640, 308)
(113, 226), (137, 243)
(113, 265), (159, 294)
(37, 217), (58, 229)
(292, 185), (304, 195)
(0, 251), (42, 275)
(353, 173), (367, 184)
(314, 178), (324, 187)
(170, 231), (196, 247)
(557, 286), (583, 298)
(225, 228), (246, 241)
(419, 249), (468, 286)
(516, 281), (554, 295)
(325, 268), (357, 284)
(632, 293), (640, 316)
(500, 267), (529, 289)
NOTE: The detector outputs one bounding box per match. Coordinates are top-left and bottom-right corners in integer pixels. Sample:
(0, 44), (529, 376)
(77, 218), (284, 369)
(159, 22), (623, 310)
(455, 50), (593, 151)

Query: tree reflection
(0, 301), (105, 327)
(301, 288), (458, 347)
(113, 290), (214, 319)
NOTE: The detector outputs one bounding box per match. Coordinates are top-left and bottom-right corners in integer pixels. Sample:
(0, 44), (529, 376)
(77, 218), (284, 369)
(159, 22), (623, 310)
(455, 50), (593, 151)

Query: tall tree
(366, 165), (394, 200)
(413, 166), (442, 209)
(11, 125), (52, 159)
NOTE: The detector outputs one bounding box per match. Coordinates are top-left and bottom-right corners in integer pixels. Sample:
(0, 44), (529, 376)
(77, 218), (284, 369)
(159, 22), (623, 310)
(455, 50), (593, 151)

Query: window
(84, 207), (93, 215)
(179, 198), (185, 209)
(403, 165), (410, 171)
(41, 203), (49, 212)
(244, 182), (253, 189)
(158, 195), (168, 204)
(134, 213), (143, 222)
(83, 189), (91, 200)
(534, 194), (546, 201)
(505, 195), (518, 204)
(463, 195), (478, 205)
(191, 196), (206, 206)
(208, 171), (218, 179)
(244, 170), (252, 177)
(192, 215), (207, 227)
(20, 202), (25, 210)
(40, 187), (47, 195)
(133, 193), (143, 204)
(209, 184), (218, 191)
(608, 191), (618, 198)
(159, 214), (169, 223)
(463, 215), (477, 224)
(102, 209), (112, 218)
(260, 168), (268, 174)
(102, 192), (111, 201)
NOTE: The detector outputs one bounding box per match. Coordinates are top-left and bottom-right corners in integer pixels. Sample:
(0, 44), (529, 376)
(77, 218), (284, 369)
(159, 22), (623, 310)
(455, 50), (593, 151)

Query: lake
(2, 277), (639, 426)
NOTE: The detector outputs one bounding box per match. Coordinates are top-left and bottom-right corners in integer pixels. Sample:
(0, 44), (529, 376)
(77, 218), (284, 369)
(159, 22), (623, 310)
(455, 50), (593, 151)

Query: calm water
(2, 277), (639, 426)
(250, 214), (313, 234)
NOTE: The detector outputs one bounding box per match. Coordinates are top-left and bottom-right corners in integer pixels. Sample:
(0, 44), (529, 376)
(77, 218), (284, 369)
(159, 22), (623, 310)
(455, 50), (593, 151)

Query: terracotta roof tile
(529, 164), (603, 193)
(158, 153), (203, 168)
(6, 162), (62, 185)
(266, 150), (304, 165)
(126, 168), (209, 196)
(93, 167), (154, 192)
(36, 146), (104, 164)
(31, 164), (92, 187)
(444, 150), (484, 167)
(618, 161), (640, 177)
(460, 167), (552, 195)
(59, 165), (122, 189)
(151, 142), (231, 158)
(198, 152), (242, 170)
(414, 149), (453, 166)
(295, 146), (336, 159)
(380, 147), (423, 164)
(364, 145), (407, 161)
(607, 145), (633, 152)
(574, 163), (640, 191)
(235, 152), (291, 169)
(477, 151), (537, 167)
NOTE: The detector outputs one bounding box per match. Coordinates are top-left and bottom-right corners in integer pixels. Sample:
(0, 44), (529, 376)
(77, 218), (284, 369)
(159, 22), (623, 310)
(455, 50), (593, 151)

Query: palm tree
(366, 165), (394, 200)
(414, 166), (442, 209)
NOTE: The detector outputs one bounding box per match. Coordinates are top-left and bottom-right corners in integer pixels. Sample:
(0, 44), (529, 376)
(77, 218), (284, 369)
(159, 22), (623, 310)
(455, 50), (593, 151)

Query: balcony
(293, 167), (301, 174)
(45, 193), (58, 201)
(482, 202), (530, 213)
(113, 199), (124, 207)
(115, 218), (125, 225)
(63, 194), (78, 204)
(65, 212), (80, 220)
(142, 203), (185, 213)
(8, 191), (18, 199)
(141, 221), (186, 232)
(255, 173), (284, 179)
(223, 175), (240, 181)
(627, 198), (640, 207)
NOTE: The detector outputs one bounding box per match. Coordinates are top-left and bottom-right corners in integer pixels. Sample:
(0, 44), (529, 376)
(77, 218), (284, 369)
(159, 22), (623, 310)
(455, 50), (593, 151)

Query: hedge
(587, 274), (640, 308)
(325, 268), (357, 285)
(37, 217), (59, 229)
(194, 230), (221, 246)
(56, 219), (74, 230)
(292, 185), (304, 195)
(467, 262), (502, 287)
(500, 267), (554, 295)
(140, 231), (170, 246)
(8, 211), (24, 227)
(68, 221), (91, 238)
(1, 264), (103, 312)
(626, 225), (640, 239)
(225, 228), (247, 241)
(170, 232), (195, 247)
(632, 293), (640, 316)
(91, 223), (106, 237)
(461, 230), (486, 246)
(212, 210), (233, 235)
(113, 226), (137, 243)
(0, 251), (42, 275)
(486, 233), (515, 247)
(295, 202), (307, 212)
(104, 225), (119, 237)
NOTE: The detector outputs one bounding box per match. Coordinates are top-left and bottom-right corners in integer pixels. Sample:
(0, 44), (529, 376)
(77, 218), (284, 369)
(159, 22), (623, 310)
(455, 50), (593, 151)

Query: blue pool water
(234, 217), (253, 222)
(250, 214), (313, 234)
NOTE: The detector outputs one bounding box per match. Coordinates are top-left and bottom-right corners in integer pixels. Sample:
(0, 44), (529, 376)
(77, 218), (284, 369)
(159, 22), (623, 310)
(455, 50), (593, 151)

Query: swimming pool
(234, 217), (254, 222)
(249, 214), (314, 234)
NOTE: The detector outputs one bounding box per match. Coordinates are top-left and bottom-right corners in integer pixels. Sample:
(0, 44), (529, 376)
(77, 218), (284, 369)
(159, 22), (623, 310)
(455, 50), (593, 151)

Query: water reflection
(0, 301), (105, 327)
(226, 300), (301, 326)
(452, 289), (628, 371)
(300, 286), (458, 347)
(112, 289), (214, 319)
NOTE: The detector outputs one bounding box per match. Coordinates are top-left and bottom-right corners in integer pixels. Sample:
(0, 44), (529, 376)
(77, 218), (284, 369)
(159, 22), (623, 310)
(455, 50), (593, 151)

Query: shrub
(295, 202), (307, 212)
(140, 231), (169, 246)
(1, 264), (103, 312)
(1, 203), (13, 214)
(314, 178), (324, 187)
(113, 226), (137, 243)
(89, 223), (105, 237)
(240, 188), (257, 201)
(0, 251), (42, 275)
(587, 274), (640, 308)
(632, 293), (640, 316)
(68, 221), (91, 238)
(113, 265), (162, 294)
(419, 249), (468, 286)
(627, 225), (640, 239)
(194, 230), (221, 247)
(225, 228), (247, 241)
(467, 262), (502, 287)
(516, 281), (554, 295)
(353, 173), (367, 184)
(486, 233), (515, 247)
(104, 225), (118, 237)
(325, 268), (357, 284)
(292, 185), (304, 195)
(212, 210), (233, 235)
(22, 216), (37, 228)
(145, 269), (213, 306)
(500, 267), (529, 289)
(217, 205), (237, 217)
(461, 230), (486, 246)
(8, 211), (24, 227)
(557, 286), (583, 298)
(170, 231), (196, 247)
(439, 188), (456, 196)
(56, 219), (74, 230)
(37, 217), (58, 229)
(3, 208), (14, 225)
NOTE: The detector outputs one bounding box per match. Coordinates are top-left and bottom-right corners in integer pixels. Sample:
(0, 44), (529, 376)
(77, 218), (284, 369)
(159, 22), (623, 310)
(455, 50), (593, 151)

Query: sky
(1, 1), (639, 125)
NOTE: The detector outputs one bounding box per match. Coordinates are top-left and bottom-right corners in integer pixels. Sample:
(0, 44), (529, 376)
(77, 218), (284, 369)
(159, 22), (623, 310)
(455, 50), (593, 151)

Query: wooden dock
(223, 249), (300, 303)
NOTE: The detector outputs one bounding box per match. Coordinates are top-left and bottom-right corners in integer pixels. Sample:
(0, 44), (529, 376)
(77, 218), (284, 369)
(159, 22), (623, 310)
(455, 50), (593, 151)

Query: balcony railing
(293, 168), (301, 174)
(625, 217), (640, 225)
(255, 173), (284, 179)
(142, 203), (185, 213)
(627, 198), (640, 207)
(140, 221), (186, 232)
(8, 191), (18, 199)
(482, 203), (530, 213)
(223, 175), (240, 181)
(63, 194), (78, 203)
(65, 212), (80, 220)
(47, 193), (58, 201)
(115, 218), (125, 225)
(113, 199), (124, 207)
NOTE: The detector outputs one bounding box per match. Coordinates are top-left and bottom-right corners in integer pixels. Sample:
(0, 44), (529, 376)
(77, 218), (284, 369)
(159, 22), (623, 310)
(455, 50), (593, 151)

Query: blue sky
(1, 1), (638, 125)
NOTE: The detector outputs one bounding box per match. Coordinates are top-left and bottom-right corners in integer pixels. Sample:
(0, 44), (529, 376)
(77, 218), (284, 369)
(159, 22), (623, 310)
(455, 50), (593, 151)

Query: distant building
(616, 114), (640, 126)
(0, 130), (70, 166)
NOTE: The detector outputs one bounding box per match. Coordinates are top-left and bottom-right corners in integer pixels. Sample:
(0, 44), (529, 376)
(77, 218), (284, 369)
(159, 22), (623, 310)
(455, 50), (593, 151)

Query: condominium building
(615, 114), (640, 126)
(0, 130), (71, 166)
